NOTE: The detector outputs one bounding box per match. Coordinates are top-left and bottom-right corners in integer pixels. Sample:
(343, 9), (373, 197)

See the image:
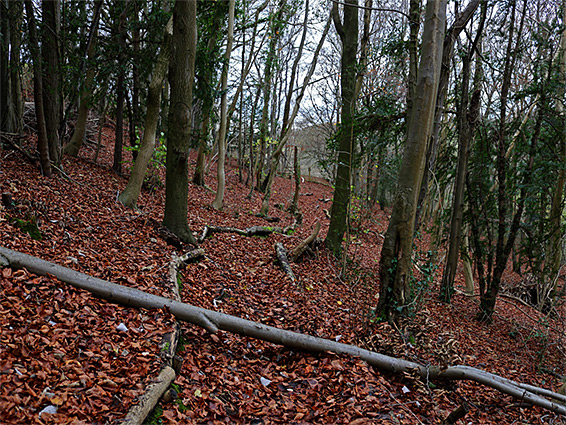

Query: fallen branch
(290, 222), (321, 262)
(122, 249), (198, 424)
(199, 224), (283, 242)
(1, 246), (565, 416)
(274, 242), (296, 282)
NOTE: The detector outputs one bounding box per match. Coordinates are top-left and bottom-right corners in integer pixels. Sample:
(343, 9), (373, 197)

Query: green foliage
(9, 215), (42, 240)
(144, 404), (163, 425)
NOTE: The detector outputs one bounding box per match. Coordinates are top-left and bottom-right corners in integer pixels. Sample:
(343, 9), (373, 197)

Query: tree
(325, 0), (359, 257)
(63, 0), (103, 157)
(118, 17), (173, 209)
(192, 0), (229, 187)
(546, 0), (566, 295)
(0, 0), (24, 134)
(24, 0), (52, 177)
(259, 2), (332, 216)
(376, 0), (447, 322)
(41, 0), (62, 168)
(162, 0), (198, 246)
(212, 0), (235, 210)
(112, 0), (130, 176)
(440, 0), (486, 302)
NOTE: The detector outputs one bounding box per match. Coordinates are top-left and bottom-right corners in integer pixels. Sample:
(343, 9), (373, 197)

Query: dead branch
(1, 245), (565, 417)
(442, 402), (469, 425)
(274, 242), (296, 282)
(199, 224), (283, 243)
(290, 222), (321, 262)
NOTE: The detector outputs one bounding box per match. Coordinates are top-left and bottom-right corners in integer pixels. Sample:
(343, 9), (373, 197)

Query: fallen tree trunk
(0, 246), (564, 416)
(290, 222), (320, 262)
(274, 242), (295, 283)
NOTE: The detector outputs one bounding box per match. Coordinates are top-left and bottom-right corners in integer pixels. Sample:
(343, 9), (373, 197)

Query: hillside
(1, 135), (565, 424)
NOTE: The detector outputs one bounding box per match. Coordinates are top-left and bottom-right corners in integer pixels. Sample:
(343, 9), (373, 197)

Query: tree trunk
(376, 0), (446, 322)
(41, 0), (62, 168)
(289, 146), (301, 215)
(212, 0), (235, 210)
(113, 0), (130, 176)
(440, 3), (485, 301)
(415, 0), (481, 229)
(192, 1), (227, 187)
(1, 245), (566, 417)
(255, 0), (287, 191)
(478, 0), (527, 322)
(1, 1), (23, 134)
(162, 0), (198, 246)
(325, 0), (358, 257)
(119, 18), (173, 209)
(24, 0), (52, 177)
(0, 0), (11, 132)
(64, 1), (102, 157)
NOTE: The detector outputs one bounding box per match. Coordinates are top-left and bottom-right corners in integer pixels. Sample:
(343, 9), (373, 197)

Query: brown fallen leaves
(1, 132), (565, 424)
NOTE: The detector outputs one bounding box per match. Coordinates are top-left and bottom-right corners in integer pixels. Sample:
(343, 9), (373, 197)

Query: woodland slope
(1, 135), (565, 424)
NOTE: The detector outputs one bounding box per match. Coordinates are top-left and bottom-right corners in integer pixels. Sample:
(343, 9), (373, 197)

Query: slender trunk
(113, 0), (130, 176)
(415, 0), (481, 229)
(255, 0), (286, 190)
(64, 5), (101, 157)
(119, 18), (173, 209)
(479, 0), (527, 321)
(24, 0), (52, 177)
(289, 146), (301, 215)
(547, 0), (566, 294)
(212, 0), (235, 210)
(259, 10), (330, 215)
(41, 0), (61, 167)
(325, 0), (359, 256)
(440, 1), (486, 302)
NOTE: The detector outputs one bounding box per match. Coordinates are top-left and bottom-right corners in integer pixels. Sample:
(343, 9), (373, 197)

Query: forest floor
(1, 129), (566, 425)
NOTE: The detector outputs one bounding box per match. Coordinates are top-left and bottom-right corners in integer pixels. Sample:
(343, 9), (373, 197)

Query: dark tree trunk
(162, 0), (198, 246)
(24, 0), (52, 177)
(41, 0), (61, 167)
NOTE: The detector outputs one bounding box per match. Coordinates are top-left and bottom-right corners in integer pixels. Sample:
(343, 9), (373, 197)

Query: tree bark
(41, 0), (62, 168)
(24, 0), (52, 177)
(325, 0), (359, 257)
(1, 245), (566, 416)
(118, 18), (173, 209)
(162, 0), (198, 246)
(376, 0), (446, 322)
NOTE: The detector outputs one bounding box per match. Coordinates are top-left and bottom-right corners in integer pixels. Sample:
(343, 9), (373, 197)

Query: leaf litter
(0, 134), (565, 424)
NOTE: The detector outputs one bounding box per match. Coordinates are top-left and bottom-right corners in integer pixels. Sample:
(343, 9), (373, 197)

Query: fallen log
(274, 242), (295, 283)
(290, 222), (321, 262)
(1, 246), (565, 416)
